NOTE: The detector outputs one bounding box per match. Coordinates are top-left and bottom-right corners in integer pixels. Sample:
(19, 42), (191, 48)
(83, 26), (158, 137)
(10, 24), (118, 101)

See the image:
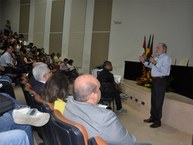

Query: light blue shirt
(144, 53), (172, 77)
(0, 52), (14, 67)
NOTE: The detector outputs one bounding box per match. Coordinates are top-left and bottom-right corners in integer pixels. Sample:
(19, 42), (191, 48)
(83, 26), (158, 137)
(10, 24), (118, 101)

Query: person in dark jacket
(97, 61), (125, 113)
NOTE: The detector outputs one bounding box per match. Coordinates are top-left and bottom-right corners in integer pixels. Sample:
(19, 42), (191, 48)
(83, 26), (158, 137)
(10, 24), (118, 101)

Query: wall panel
(90, 0), (112, 69)
(68, 0), (87, 67)
(19, 0), (30, 41)
(49, 0), (65, 53)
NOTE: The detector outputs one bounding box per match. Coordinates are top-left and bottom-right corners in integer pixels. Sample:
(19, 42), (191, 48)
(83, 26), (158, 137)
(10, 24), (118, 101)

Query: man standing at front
(139, 43), (172, 128)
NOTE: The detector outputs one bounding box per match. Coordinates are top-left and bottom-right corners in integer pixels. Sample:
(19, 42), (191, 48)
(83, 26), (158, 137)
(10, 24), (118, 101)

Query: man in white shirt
(139, 43), (172, 128)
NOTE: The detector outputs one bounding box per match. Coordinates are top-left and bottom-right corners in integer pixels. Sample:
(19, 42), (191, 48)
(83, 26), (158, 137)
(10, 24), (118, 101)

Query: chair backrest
(34, 95), (107, 145)
(52, 109), (88, 145)
(23, 84), (37, 107)
(52, 109), (107, 145)
(177, 58), (189, 66)
(33, 94), (58, 145)
(20, 76), (58, 145)
(171, 57), (176, 65)
(22, 76), (107, 145)
(21, 75), (33, 106)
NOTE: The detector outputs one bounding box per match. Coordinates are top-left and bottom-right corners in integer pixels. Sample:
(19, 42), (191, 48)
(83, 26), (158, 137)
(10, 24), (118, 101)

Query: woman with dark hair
(41, 71), (69, 114)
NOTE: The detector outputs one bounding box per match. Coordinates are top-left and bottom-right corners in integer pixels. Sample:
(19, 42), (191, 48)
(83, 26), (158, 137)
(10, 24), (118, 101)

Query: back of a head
(102, 60), (112, 71)
(73, 74), (97, 102)
(68, 59), (73, 65)
(64, 58), (68, 62)
(41, 71), (69, 103)
(57, 53), (61, 57)
(32, 62), (49, 82)
(103, 61), (111, 68)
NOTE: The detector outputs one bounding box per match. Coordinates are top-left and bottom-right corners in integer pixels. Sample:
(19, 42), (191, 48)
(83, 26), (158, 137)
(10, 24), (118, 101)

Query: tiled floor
(15, 86), (192, 145)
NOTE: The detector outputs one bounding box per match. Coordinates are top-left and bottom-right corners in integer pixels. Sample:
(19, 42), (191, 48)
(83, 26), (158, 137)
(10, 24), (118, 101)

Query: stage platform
(121, 79), (193, 135)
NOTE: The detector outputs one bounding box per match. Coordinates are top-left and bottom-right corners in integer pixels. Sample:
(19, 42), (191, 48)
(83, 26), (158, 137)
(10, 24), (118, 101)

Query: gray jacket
(64, 97), (136, 145)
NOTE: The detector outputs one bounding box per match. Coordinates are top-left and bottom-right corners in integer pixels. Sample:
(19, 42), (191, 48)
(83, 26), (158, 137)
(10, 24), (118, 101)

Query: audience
(0, 74), (16, 98)
(2, 44), (27, 73)
(50, 53), (56, 65)
(64, 74), (151, 145)
(54, 52), (62, 64)
(0, 45), (16, 73)
(41, 71), (69, 114)
(0, 27), (153, 145)
(67, 59), (75, 71)
(0, 130), (30, 145)
(0, 93), (33, 145)
(97, 61), (127, 113)
(0, 92), (50, 145)
(60, 58), (69, 71)
(31, 62), (52, 95)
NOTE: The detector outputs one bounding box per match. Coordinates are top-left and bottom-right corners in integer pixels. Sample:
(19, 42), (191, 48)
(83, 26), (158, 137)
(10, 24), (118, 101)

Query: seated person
(0, 44), (27, 76)
(54, 53), (62, 64)
(66, 59), (79, 82)
(41, 71), (69, 114)
(97, 61), (127, 112)
(64, 74), (152, 145)
(0, 130), (30, 145)
(67, 59), (75, 71)
(31, 62), (52, 95)
(28, 61), (43, 86)
(0, 93), (33, 145)
(60, 58), (69, 71)
(0, 74), (15, 98)
(0, 93), (50, 145)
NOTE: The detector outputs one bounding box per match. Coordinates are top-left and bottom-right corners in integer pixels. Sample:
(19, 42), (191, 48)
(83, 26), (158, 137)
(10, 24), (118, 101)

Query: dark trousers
(101, 83), (122, 110)
(150, 77), (167, 124)
(112, 88), (122, 110)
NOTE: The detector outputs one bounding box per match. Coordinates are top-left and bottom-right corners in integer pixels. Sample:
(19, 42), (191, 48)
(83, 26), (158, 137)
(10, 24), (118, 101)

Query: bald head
(73, 74), (101, 104)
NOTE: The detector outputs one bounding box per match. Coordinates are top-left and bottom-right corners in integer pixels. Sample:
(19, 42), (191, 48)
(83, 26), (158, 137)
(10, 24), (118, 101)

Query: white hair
(32, 63), (49, 82)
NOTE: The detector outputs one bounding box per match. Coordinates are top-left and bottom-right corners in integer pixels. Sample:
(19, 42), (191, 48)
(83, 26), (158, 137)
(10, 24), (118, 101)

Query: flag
(145, 35), (151, 55)
(150, 34), (154, 56)
(143, 36), (146, 52)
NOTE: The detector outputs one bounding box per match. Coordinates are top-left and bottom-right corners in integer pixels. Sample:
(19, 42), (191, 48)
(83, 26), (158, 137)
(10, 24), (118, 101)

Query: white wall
(33, 0), (46, 48)
(109, 0), (193, 76)
(1, 0), (20, 33)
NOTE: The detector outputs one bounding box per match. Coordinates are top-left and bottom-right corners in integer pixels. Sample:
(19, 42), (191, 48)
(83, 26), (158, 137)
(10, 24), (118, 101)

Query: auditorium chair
(21, 75), (32, 106)
(23, 86), (56, 145)
(51, 109), (108, 145)
(22, 82), (36, 107)
(21, 74), (107, 145)
(33, 95), (58, 145)
(32, 93), (107, 145)
(22, 81), (57, 145)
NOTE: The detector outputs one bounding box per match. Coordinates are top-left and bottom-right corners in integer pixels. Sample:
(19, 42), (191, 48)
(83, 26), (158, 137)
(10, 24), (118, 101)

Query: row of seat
(172, 58), (189, 66)
(20, 75), (107, 145)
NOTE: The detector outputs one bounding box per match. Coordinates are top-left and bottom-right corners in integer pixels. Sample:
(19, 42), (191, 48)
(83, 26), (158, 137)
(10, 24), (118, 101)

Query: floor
(14, 86), (192, 145)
